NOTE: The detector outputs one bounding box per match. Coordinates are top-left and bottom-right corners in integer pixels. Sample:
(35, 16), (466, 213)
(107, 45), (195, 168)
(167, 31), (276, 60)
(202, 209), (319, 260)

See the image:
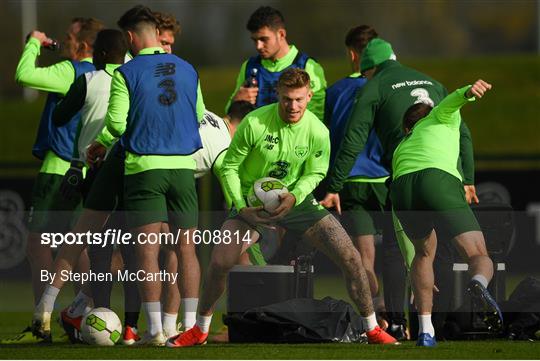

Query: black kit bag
(223, 297), (366, 343)
(502, 276), (540, 340)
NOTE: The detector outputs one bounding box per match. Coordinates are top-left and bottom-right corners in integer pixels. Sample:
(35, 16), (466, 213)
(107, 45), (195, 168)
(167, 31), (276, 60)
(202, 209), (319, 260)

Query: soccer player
(51, 29), (128, 197)
(29, 28), (129, 344)
(147, 10), (191, 339)
(160, 104), (256, 338)
(84, 11), (187, 343)
(153, 11), (178, 54)
(103, 5), (205, 346)
(323, 37), (479, 341)
(0, 18), (104, 345)
(323, 25), (383, 298)
(390, 80), (502, 346)
(166, 68), (397, 347)
(225, 6), (326, 120)
(321, 27), (409, 339)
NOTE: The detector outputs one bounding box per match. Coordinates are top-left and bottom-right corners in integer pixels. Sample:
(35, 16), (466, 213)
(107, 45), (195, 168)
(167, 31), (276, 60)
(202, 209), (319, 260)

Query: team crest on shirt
(295, 146), (308, 158)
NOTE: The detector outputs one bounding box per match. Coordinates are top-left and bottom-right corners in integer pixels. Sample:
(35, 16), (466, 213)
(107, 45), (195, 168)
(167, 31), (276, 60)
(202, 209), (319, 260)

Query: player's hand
(268, 193), (296, 220)
(239, 206), (272, 225)
(320, 192), (342, 215)
(60, 161), (84, 201)
(233, 86), (259, 105)
(464, 184), (479, 204)
(466, 79), (492, 99)
(86, 141), (106, 169)
(28, 30), (48, 45)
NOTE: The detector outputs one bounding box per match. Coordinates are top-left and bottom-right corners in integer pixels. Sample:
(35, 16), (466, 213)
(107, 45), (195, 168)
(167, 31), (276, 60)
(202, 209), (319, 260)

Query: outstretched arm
(434, 79), (492, 124)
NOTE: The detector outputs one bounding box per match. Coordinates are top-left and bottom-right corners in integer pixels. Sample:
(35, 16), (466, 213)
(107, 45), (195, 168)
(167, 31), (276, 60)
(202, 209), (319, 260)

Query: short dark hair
(277, 68), (310, 90)
(246, 6), (285, 32)
(72, 17), (104, 48)
(227, 101), (255, 123)
(117, 5), (158, 32)
(94, 29), (128, 64)
(154, 11), (181, 35)
(403, 103), (433, 132)
(345, 25), (378, 54)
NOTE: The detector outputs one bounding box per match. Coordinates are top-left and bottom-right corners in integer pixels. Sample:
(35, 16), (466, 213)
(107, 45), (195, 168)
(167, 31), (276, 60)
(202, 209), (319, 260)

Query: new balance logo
(154, 63), (176, 77)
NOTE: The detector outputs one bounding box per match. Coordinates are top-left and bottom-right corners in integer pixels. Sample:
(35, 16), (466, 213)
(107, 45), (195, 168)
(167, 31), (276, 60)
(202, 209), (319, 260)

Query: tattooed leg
(303, 214), (374, 316)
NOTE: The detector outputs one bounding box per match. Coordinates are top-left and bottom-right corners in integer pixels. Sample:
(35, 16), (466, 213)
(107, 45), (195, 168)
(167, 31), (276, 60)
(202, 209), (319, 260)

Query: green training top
(221, 103), (330, 211)
(15, 38), (75, 94)
(15, 37), (92, 175)
(225, 45), (327, 121)
(392, 85), (475, 181)
(104, 47), (205, 175)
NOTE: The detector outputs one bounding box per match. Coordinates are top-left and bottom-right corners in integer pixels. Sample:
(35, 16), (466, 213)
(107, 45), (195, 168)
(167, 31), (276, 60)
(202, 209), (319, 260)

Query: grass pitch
(1, 277), (539, 359)
(1, 332), (539, 360)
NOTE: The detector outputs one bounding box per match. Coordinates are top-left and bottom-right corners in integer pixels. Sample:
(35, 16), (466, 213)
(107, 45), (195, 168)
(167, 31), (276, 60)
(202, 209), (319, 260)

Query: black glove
(60, 160), (85, 201)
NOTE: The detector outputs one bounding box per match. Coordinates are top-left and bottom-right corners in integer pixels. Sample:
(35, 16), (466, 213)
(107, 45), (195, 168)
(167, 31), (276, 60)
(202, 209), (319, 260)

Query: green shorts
(124, 169), (198, 229)
(27, 172), (81, 233)
(340, 181), (387, 236)
(229, 194), (328, 238)
(390, 168), (480, 240)
(84, 152), (124, 211)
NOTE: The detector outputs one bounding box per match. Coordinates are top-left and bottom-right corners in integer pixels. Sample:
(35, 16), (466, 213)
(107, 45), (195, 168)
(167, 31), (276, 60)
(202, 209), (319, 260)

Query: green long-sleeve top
(225, 45), (327, 121)
(14, 37), (92, 175)
(15, 38), (76, 94)
(220, 103), (330, 211)
(392, 85), (475, 181)
(103, 47), (205, 175)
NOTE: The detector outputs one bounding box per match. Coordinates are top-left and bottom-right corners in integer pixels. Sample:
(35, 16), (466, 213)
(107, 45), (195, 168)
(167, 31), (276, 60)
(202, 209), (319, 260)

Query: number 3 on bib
(410, 88), (434, 107)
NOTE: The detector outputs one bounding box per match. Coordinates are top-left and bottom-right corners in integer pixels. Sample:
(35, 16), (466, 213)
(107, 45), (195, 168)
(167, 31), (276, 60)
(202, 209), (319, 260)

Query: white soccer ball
(247, 177), (288, 213)
(81, 307), (122, 346)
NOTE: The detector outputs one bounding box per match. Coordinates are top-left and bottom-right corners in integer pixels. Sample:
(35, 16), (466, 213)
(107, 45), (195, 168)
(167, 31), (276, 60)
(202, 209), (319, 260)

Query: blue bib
(119, 53), (202, 156)
(246, 52), (310, 108)
(326, 76), (389, 179)
(33, 60), (95, 160)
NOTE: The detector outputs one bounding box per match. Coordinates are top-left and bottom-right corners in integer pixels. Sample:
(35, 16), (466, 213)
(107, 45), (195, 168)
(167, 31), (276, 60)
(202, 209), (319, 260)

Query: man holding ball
(166, 68), (397, 347)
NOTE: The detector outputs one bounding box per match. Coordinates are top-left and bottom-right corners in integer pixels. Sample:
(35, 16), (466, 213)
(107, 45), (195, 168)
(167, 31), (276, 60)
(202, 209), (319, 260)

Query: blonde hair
(277, 68), (311, 90)
(154, 11), (181, 35)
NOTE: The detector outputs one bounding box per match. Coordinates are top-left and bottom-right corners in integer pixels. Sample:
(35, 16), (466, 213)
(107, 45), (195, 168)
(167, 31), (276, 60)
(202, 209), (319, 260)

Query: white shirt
(193, 111), (231, 178)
